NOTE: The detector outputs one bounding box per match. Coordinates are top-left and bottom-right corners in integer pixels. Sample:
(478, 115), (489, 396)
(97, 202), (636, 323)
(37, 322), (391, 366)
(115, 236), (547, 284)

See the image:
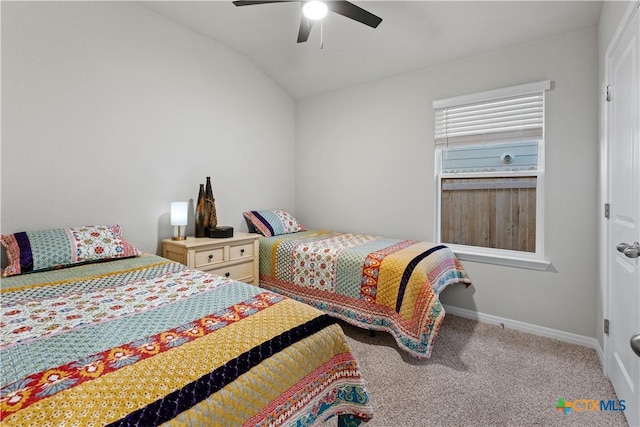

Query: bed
(243, 211), (472, 359)
(0, 225), (373, 426)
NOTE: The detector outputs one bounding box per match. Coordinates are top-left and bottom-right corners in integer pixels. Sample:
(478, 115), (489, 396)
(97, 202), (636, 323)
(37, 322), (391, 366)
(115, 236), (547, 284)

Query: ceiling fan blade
(297, 16), (313, 43)
(232, 1), (296, 6)
(326, 1), (382, 28)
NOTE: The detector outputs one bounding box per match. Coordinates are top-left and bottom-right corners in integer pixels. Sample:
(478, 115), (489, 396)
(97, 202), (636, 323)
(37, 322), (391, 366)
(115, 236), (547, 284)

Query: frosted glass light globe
(303, 1), (328, 20)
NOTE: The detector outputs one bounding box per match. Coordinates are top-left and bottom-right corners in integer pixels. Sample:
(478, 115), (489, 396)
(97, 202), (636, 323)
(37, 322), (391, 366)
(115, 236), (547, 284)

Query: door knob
(617, 241), (640, 258)
(632, 333), (640, 358)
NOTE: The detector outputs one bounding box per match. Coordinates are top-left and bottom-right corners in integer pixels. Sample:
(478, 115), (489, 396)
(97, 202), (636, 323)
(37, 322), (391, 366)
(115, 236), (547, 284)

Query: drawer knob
(225, 272), (230, 277)
(240, 249), (245, 255)
(208, 254), (213, 260)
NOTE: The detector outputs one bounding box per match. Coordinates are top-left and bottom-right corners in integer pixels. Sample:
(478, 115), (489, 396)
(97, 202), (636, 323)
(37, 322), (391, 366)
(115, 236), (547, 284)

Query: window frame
(433, 82), (551, 271)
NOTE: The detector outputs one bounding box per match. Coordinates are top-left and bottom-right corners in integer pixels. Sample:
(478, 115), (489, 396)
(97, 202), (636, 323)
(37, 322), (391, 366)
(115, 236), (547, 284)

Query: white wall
(296, 28), (599, 337)
(1, 1), (295, 255)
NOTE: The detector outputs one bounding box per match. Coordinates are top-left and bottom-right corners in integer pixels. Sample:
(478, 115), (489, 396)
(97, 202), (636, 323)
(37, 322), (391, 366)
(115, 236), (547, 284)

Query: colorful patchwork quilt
(1, 254), (373, 426)
(258, 231), (472, 358)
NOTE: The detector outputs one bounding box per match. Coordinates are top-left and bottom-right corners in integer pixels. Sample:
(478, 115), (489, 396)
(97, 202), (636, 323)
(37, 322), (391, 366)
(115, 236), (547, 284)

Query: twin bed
(257, 230), (471, 358)
(0, 225), (372, 426)
(1, 216), (471, 426)
(243, 210), (472, 359)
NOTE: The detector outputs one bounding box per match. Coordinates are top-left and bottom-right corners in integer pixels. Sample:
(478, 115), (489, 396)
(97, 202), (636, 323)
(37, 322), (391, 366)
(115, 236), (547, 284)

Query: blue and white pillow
(243, 210), (306, 237)
(1, 225), (141, 277)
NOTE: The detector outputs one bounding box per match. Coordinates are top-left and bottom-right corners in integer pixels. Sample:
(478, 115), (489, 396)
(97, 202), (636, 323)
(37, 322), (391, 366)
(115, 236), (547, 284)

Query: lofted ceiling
(138, 1), (603, 100)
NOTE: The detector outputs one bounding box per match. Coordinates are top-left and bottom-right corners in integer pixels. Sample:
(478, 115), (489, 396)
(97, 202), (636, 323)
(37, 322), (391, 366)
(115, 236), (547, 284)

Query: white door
(607, 4), (640, 427)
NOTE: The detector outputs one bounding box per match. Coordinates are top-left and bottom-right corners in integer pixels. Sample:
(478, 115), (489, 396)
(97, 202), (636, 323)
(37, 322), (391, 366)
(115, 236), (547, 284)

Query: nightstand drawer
(208, 260), (254, 282)
(162, 234), (260, 285)
(230, 242), (255, 260)
(194, 247), (224, 268)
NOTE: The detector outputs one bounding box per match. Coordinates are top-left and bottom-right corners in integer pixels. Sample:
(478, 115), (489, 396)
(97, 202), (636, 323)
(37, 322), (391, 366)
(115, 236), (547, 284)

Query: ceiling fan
(232, 1), (383, 43)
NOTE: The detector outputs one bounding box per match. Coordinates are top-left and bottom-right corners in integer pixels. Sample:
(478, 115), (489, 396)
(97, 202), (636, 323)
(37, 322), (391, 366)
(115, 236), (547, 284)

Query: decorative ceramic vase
(195, 184), (206, 237)
(204, 177), (217, 232)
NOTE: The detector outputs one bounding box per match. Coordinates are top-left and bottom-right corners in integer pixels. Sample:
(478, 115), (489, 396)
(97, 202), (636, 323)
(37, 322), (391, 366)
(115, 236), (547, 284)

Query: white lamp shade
(171, 202), (188, 226)
(303, 0), (328, 20)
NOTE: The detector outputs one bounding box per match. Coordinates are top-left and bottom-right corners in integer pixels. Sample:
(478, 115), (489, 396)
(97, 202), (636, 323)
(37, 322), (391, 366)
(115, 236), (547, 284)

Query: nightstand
(162, 232), (260, 285)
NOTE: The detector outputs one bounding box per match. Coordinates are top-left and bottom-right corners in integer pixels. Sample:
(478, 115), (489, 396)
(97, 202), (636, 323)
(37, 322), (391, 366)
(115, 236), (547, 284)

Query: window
(433, 81), (551, 270)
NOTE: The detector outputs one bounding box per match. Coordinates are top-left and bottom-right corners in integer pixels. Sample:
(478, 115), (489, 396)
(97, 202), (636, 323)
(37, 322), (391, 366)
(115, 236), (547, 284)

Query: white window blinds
(433, 80), (551, 148)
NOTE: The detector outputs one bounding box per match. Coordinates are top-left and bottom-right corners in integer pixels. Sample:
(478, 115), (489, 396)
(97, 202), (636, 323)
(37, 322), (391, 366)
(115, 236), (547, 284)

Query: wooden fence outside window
(440, 176), (537, 252)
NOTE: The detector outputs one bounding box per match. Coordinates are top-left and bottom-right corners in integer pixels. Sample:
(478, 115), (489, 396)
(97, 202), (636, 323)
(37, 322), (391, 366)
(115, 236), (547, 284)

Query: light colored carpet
(327, 315), (630, 427)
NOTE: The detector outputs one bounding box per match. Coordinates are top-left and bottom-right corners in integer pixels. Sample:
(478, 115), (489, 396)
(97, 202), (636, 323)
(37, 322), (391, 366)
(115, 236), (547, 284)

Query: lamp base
(208, 226), (233, 238)
(172, 225), (187, 241)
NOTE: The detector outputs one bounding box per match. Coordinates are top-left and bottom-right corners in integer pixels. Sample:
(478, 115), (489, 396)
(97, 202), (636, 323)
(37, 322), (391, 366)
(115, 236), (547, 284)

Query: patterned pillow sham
(1, 224), (141, 277)
(243, 210), (306, 237)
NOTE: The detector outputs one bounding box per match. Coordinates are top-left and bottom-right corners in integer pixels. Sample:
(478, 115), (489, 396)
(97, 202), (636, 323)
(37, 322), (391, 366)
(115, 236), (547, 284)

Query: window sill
(449, 246), (550, 271)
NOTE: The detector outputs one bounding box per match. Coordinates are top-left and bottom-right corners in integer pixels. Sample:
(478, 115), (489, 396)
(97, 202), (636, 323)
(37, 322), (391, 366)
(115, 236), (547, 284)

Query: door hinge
(604, 318), (610, 335)
(605, 85), (611, 102)
(605, 203), (610, 219)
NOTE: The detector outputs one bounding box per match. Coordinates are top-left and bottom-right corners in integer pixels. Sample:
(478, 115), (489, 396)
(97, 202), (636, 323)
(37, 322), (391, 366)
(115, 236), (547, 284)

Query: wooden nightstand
(162, 232), (260, 285)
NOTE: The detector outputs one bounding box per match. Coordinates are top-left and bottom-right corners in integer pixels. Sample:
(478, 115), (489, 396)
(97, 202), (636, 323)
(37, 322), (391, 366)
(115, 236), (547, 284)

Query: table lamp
(171, 201), (188, 240)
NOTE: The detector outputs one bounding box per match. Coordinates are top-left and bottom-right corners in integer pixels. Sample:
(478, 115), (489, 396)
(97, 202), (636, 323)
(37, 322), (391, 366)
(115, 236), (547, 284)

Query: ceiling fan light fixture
(303, 1), (328, 20)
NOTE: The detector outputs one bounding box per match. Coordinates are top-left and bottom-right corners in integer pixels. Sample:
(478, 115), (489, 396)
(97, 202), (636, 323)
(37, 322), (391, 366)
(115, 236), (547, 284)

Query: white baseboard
(443, 304), (606, 369)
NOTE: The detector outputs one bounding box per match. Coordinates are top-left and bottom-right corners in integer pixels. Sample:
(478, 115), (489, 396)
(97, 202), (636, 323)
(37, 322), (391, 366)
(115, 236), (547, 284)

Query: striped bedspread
(1, 254), (373, 426)
(259, 231), (472, 358)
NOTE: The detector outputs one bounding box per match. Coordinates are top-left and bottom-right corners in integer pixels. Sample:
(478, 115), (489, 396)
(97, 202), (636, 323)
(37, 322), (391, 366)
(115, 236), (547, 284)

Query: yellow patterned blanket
(259, 231), (472, 358)
(1, 254), (373, 426)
